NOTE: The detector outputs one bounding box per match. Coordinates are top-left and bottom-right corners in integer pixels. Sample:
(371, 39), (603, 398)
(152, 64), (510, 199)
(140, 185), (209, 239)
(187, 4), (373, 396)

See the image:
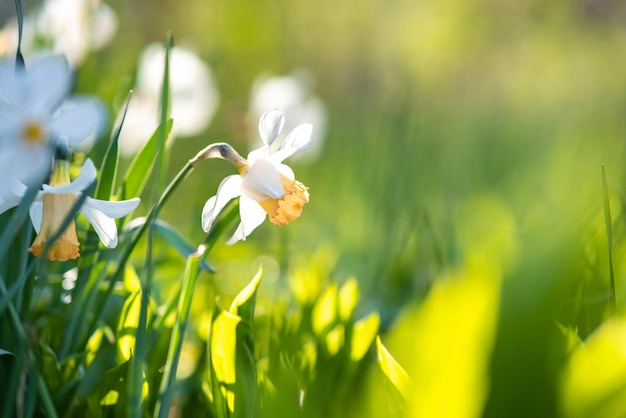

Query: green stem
(154, 246), (205, 418)
(601, 165), (616, 315)
(86, 162), (195, 343)
(128, 33), (173, 418)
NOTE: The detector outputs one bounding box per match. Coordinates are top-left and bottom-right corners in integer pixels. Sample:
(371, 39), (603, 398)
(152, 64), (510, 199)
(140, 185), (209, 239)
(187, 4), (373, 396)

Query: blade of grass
(150, 203), (239, 337)
(96, 91), (131, 201)
(13, 0), (24, 69)
(128, 33), (173, 418)
(125, 218), (215, 272)
(601, 164), (616, 315)
(0, 278), (59, 418)
(59, 98), (134, 359)
(85, 160), (195, 348)
(376, 336), (411, 417)
(154, 245), (205, 418)
(0, 181), (42, 261)
(117, 119), (173, 202)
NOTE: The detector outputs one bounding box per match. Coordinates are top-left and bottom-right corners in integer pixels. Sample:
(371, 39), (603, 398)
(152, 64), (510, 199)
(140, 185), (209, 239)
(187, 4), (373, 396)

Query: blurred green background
(8, 0), (626, 416)
(85, 0), (626, 309)
(94, 2), (626, 413)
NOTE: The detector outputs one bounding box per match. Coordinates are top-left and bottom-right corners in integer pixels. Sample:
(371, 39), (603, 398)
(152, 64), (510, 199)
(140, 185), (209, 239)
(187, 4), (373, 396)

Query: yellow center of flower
(21, 121), (47, 146)
(28, 161), (80, 261)
(257, 174), (309, 226)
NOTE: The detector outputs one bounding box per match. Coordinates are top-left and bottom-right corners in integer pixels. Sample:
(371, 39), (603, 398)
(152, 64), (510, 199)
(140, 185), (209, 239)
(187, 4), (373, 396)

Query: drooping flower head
(0, 158), (140, 261)
(0, 55), (105, 190)
(196, 109), (312, 244)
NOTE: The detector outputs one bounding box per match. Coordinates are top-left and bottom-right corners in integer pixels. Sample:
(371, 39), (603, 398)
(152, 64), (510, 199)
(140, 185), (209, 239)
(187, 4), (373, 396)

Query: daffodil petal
(78, 196), (140, 247)
(276, 163), (295, 181)
(201, 195), (217, 232)
(80, 205), (118, 247)
(258, 109), (284, 147)
(0, 59), (19, 104)
(239, 195), (267, 238)
(201, 175), (242, 232)
(29, 201), (44, 234)
(271, 123), (313, 163)
(241, 159), (283, 201)
(246, 145), (270, 164)
(49, 98), (105, 145)
(0, 182), (26, 215)
(84, 196), (140, 218)
(227, 195), (266, 244)
(42, 158), (97, 194)
(28, 55), (71, 113)
(0, 145), (52, 188)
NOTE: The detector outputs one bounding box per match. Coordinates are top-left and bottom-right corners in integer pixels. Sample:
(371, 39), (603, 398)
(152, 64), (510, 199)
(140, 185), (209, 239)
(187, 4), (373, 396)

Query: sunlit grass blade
(125, 217), (215, 272)
(0, 182), (40, 261)
(117, 118), (173, 202)
(0, 277), (59, 418)
(229, 266), (262, 322)
(208, 301), (238, 418)
(376, 336), (410, 417)
(128, 33), (173, 418)
(96, 92), (131, 201)
(208, 270), (262, 418)
(154, 245), (205, 418)
(66, 110), (130, 353)
(601, 164), (616, 314)
(13, 0), (24, 69)
(85, 160), (194, 349)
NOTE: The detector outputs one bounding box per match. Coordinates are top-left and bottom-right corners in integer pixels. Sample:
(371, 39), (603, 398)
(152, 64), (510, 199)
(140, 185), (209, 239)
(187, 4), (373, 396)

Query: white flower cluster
(0, 56), (139, 261)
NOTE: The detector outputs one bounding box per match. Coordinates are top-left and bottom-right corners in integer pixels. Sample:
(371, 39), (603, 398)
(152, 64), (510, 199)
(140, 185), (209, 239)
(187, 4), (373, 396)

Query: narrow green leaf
(117, 290), (142, 363)
(125, 217), (215, 272)
(601, 164), (616, 314)
(96, 92), (131, 201)
(350, 313), (380, 362)
(376, 336), (411, 416)
(230, 267), (263, 322)
(85, 162), (195, 351)
(209, 301), (241, 418)
(128, 34), (173, 418)
(312, 284), (338, 336)
(155, 245), (205, 418)
(561, 318), (626, 418)
(14, 0), (25, 69)
(0, 180), (40, 261)
(208, 269), (262, 418)
(338, 277), (359, 322)
(117, 118), (173, 201)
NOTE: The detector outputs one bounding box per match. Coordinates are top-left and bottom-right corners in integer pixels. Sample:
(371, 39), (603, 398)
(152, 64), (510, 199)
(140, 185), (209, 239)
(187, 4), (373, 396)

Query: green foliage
(5, 0), (626, 416)
(376, 336), (410, 417)
(117, 118), (174, 203)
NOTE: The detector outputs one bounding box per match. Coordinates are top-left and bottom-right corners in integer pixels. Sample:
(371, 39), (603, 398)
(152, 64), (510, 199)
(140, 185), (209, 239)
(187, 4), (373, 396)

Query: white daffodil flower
(0, 0), (117, 68)
(249, 70), (326, 162)
(117, 43), (219, 156)
(199, 109), (313, 244)
(0, 55), (105, 191)
(0, 159), (140, 261)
